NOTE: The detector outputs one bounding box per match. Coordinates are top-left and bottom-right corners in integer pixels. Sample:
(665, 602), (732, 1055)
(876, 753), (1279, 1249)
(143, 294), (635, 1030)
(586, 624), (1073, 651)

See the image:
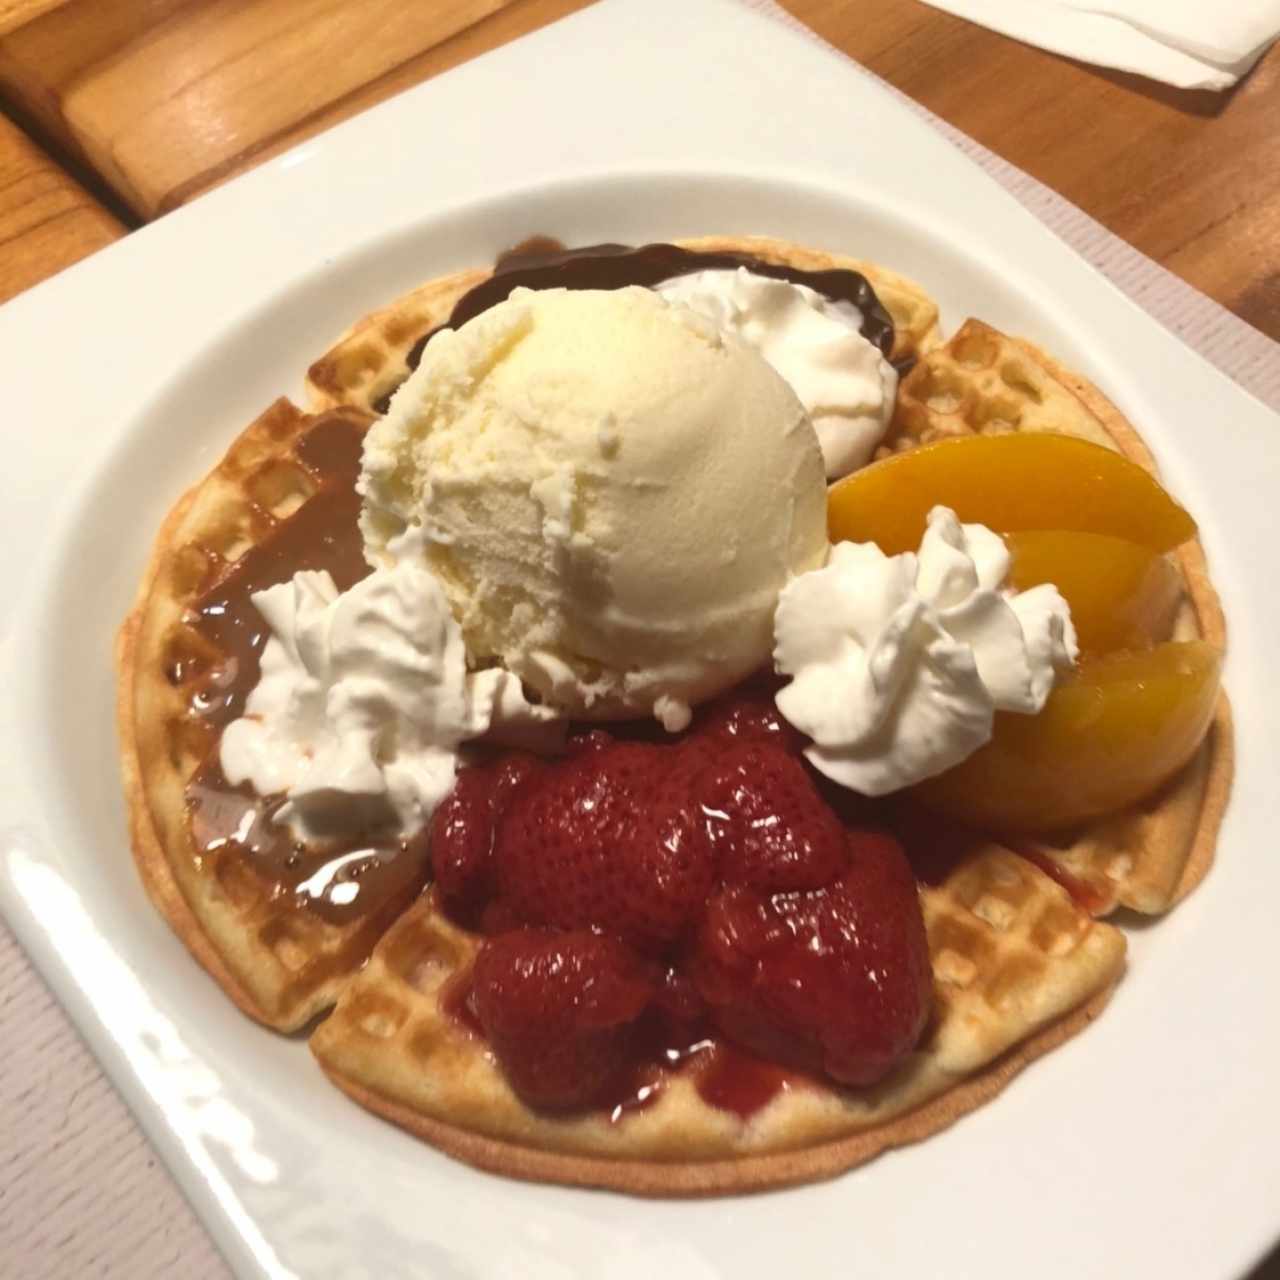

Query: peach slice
(828, 434), (1196, 554)
(910, 641), (1221, 833)
(1005, 530), (1183, 654)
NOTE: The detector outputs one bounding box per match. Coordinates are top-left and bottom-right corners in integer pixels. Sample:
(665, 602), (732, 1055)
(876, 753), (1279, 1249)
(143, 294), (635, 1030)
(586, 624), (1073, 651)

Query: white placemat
(3, 5), (1278, 1279)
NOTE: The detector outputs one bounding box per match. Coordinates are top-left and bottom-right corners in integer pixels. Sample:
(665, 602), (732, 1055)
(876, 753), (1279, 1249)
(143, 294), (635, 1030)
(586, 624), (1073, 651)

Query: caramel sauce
(181, 408), (431, 927)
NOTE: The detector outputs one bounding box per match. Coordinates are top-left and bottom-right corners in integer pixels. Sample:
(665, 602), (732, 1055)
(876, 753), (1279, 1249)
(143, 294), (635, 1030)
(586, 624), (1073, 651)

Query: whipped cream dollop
(655, 267), (898, 478)
(219, 564), (563, 839)
(774, 507), (1078, 796)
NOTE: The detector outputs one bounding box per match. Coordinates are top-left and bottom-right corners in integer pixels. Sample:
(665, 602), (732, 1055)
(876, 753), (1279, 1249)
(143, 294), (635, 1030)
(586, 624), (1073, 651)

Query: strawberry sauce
(696, 1042), (797, 1121)
(1009, 846), (1110, 916)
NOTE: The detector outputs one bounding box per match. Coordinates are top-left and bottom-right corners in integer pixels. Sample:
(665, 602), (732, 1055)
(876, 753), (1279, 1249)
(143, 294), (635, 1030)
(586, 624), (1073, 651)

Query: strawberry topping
(436, 691), (933, 1112)
(471, 927), (655, 1110)
(493, 740), (717, 952)
(679, 681), (807, 769)
(430, 753), (543, 925)
(689, 831), (932, 1087)
(699, 740), (849, 891)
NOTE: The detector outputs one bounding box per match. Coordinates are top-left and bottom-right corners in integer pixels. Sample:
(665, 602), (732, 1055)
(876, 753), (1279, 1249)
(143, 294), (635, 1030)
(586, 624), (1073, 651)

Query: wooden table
(0, 2), (1276, 1277)
(0, 110), (121, 301)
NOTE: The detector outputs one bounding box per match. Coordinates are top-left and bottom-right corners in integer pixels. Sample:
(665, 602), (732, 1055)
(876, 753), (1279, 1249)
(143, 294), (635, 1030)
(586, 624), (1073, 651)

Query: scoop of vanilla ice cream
(359, 285), (829, 727)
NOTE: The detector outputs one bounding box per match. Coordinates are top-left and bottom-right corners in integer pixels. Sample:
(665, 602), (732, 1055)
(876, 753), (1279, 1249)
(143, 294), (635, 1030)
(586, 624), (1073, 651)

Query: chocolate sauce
(447, 240), (895, 354)
(187, 410), (371, 726)
(187, 759), (430, 926)
(380, 238), (900, 413)
(181, 408), (430, 927)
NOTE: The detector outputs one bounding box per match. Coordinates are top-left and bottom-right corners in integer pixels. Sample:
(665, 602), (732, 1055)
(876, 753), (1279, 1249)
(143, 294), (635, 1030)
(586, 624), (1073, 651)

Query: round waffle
(117, 237), (1230, 1192)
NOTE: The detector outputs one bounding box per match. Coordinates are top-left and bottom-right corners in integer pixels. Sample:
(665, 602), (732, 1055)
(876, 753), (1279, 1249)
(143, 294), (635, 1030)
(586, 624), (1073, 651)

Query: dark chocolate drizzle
(447, 241), (894, 355)
(380, 239), (899, 413)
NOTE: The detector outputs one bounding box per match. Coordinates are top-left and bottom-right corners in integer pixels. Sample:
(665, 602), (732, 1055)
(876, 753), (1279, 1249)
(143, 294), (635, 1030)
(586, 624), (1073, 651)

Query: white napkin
(917, 0), (1280, 89)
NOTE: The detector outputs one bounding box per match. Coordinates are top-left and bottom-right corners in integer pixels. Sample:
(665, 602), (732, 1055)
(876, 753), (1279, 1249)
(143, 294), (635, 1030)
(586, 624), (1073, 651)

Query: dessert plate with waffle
(2, 2), (1279, 1278)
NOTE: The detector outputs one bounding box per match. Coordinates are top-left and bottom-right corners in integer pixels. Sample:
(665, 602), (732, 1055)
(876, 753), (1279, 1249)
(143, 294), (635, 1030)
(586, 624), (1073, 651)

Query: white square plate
(1, 1), (1277, 1276)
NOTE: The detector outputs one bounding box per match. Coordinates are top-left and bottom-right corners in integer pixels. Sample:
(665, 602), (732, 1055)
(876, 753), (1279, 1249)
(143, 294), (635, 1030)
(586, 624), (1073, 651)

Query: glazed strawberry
(697, 740), (848, 891)
(690, 831), (932, 1087)
(431, 754), (543, 922)
(689, 684), (806, 759)
(471, 928), (654, 1110)
(493, 741), (716, 951)
(653, 965), (705, 1023)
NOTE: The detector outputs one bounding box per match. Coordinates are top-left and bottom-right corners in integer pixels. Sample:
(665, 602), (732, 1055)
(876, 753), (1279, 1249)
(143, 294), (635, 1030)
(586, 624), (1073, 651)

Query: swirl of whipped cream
(773, 506), (1078, 796)
(220, 564), (563, 839)
(655, 267), (897, 478)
